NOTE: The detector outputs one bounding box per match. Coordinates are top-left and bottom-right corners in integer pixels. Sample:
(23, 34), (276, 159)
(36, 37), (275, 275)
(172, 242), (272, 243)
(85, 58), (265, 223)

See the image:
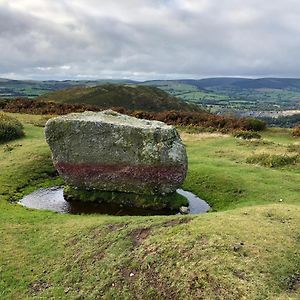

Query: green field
(0, 113), (299, 299)
(141, 82), (227, 101)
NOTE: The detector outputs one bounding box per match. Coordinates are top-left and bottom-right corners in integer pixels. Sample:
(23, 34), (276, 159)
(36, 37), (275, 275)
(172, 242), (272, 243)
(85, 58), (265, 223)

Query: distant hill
(230, 78), (300, 89)
(143, 77), (300, 91)
(1, 77), (300, 116)
(37, 84), (201, 112)
(181, 77), (300, 89)
(141, 78), (300, 114)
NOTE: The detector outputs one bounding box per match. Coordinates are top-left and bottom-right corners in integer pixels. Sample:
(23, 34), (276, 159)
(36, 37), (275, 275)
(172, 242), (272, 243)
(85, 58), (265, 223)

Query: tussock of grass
(233, 130), (261, 140)
(288, 143), (300, 153)
(246, 153), (299, 168)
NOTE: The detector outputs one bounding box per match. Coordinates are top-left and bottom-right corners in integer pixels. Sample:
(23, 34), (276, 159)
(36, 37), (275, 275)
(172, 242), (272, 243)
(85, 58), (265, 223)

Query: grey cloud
(1, 0), (300, 79)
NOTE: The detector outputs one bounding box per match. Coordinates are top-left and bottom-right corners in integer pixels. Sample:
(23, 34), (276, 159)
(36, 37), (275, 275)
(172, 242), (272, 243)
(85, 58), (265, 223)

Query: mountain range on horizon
(3, 76), (300, 88)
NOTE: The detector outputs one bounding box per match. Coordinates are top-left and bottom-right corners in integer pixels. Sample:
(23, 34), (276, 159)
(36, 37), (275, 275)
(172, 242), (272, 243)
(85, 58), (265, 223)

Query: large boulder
(45, 110), (187, 195)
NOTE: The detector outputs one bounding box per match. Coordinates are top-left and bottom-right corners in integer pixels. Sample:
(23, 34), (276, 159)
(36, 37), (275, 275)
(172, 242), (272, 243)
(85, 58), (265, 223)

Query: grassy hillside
(0, 112), (299, 299)
(37, 84), (199, 112)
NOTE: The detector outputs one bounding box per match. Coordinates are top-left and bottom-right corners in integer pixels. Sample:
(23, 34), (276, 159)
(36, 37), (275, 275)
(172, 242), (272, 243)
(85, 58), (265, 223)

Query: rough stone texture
(45, 110), (187, 195)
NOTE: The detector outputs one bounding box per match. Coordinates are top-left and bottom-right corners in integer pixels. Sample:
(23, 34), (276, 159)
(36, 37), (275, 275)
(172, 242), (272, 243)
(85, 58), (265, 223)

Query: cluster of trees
(3, 98), (266, 132)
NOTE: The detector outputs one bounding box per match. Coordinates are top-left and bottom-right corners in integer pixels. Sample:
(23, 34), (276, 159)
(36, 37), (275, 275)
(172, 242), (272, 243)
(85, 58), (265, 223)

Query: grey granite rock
(45, 110), (188, 195)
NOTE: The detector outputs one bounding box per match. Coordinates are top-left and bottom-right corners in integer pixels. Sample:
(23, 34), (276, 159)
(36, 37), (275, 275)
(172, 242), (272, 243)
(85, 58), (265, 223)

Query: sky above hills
(1, 0), (300, 80)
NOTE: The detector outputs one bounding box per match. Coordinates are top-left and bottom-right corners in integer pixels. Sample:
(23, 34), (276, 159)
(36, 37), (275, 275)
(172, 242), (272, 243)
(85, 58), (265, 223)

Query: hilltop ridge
(37, 84), (201, 112)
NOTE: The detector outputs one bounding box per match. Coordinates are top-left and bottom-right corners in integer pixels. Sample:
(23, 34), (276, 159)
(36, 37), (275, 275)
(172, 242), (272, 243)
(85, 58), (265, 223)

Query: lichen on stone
(45, 110), (188, 202)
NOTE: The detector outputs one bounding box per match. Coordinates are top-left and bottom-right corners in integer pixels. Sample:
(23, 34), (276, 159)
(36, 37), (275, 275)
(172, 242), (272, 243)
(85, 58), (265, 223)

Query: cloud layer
(1, 0), (300, 80)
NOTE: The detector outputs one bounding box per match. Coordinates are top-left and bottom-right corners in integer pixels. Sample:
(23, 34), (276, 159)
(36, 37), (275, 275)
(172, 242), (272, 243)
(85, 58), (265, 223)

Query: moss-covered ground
(0, 113), (299, 299)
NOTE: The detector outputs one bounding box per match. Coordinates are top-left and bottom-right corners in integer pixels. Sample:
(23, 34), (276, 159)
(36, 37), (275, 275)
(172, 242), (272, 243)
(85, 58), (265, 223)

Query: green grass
(182, 130), (300, 210)
(0, 113), (299, 299)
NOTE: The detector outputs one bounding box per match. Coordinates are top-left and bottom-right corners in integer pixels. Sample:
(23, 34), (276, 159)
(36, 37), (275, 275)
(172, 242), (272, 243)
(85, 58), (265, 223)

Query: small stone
(279, 199), (283, 202)
(179, 206), (190, 214)
(129, 273), (135, 277)
(233, 244), (242, 252)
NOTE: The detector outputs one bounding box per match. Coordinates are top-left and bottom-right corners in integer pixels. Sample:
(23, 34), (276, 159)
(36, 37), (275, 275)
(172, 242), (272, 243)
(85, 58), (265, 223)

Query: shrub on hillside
(292, 124), (300, 137)
(0, 98), (8, 109)
(242, 118), (266, 131)
(4, 98), (102, 115)
(233, 130), (261, 140)
(0, 113), (25, 143)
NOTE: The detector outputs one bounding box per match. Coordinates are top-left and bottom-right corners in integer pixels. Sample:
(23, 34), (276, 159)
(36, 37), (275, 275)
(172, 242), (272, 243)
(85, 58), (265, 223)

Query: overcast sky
(1, 0), (300, 80)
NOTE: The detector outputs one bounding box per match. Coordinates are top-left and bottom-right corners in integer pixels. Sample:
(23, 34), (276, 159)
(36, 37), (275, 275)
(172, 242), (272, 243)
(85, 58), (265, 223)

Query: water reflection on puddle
(19, 186), (210, 216)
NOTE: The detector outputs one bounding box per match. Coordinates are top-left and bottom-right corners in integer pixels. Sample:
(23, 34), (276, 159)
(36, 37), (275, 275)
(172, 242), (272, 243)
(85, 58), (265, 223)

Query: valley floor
(0, 113), (299, 299)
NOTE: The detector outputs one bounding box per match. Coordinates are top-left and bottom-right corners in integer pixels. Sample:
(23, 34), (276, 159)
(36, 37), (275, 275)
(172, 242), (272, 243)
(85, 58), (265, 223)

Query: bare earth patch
(29, 280), (51, 296)
(130, 227), (151, 247)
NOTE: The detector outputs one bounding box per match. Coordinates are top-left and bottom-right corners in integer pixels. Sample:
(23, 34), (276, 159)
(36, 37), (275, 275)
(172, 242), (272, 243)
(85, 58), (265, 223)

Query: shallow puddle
(19, 186), (210, 216)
